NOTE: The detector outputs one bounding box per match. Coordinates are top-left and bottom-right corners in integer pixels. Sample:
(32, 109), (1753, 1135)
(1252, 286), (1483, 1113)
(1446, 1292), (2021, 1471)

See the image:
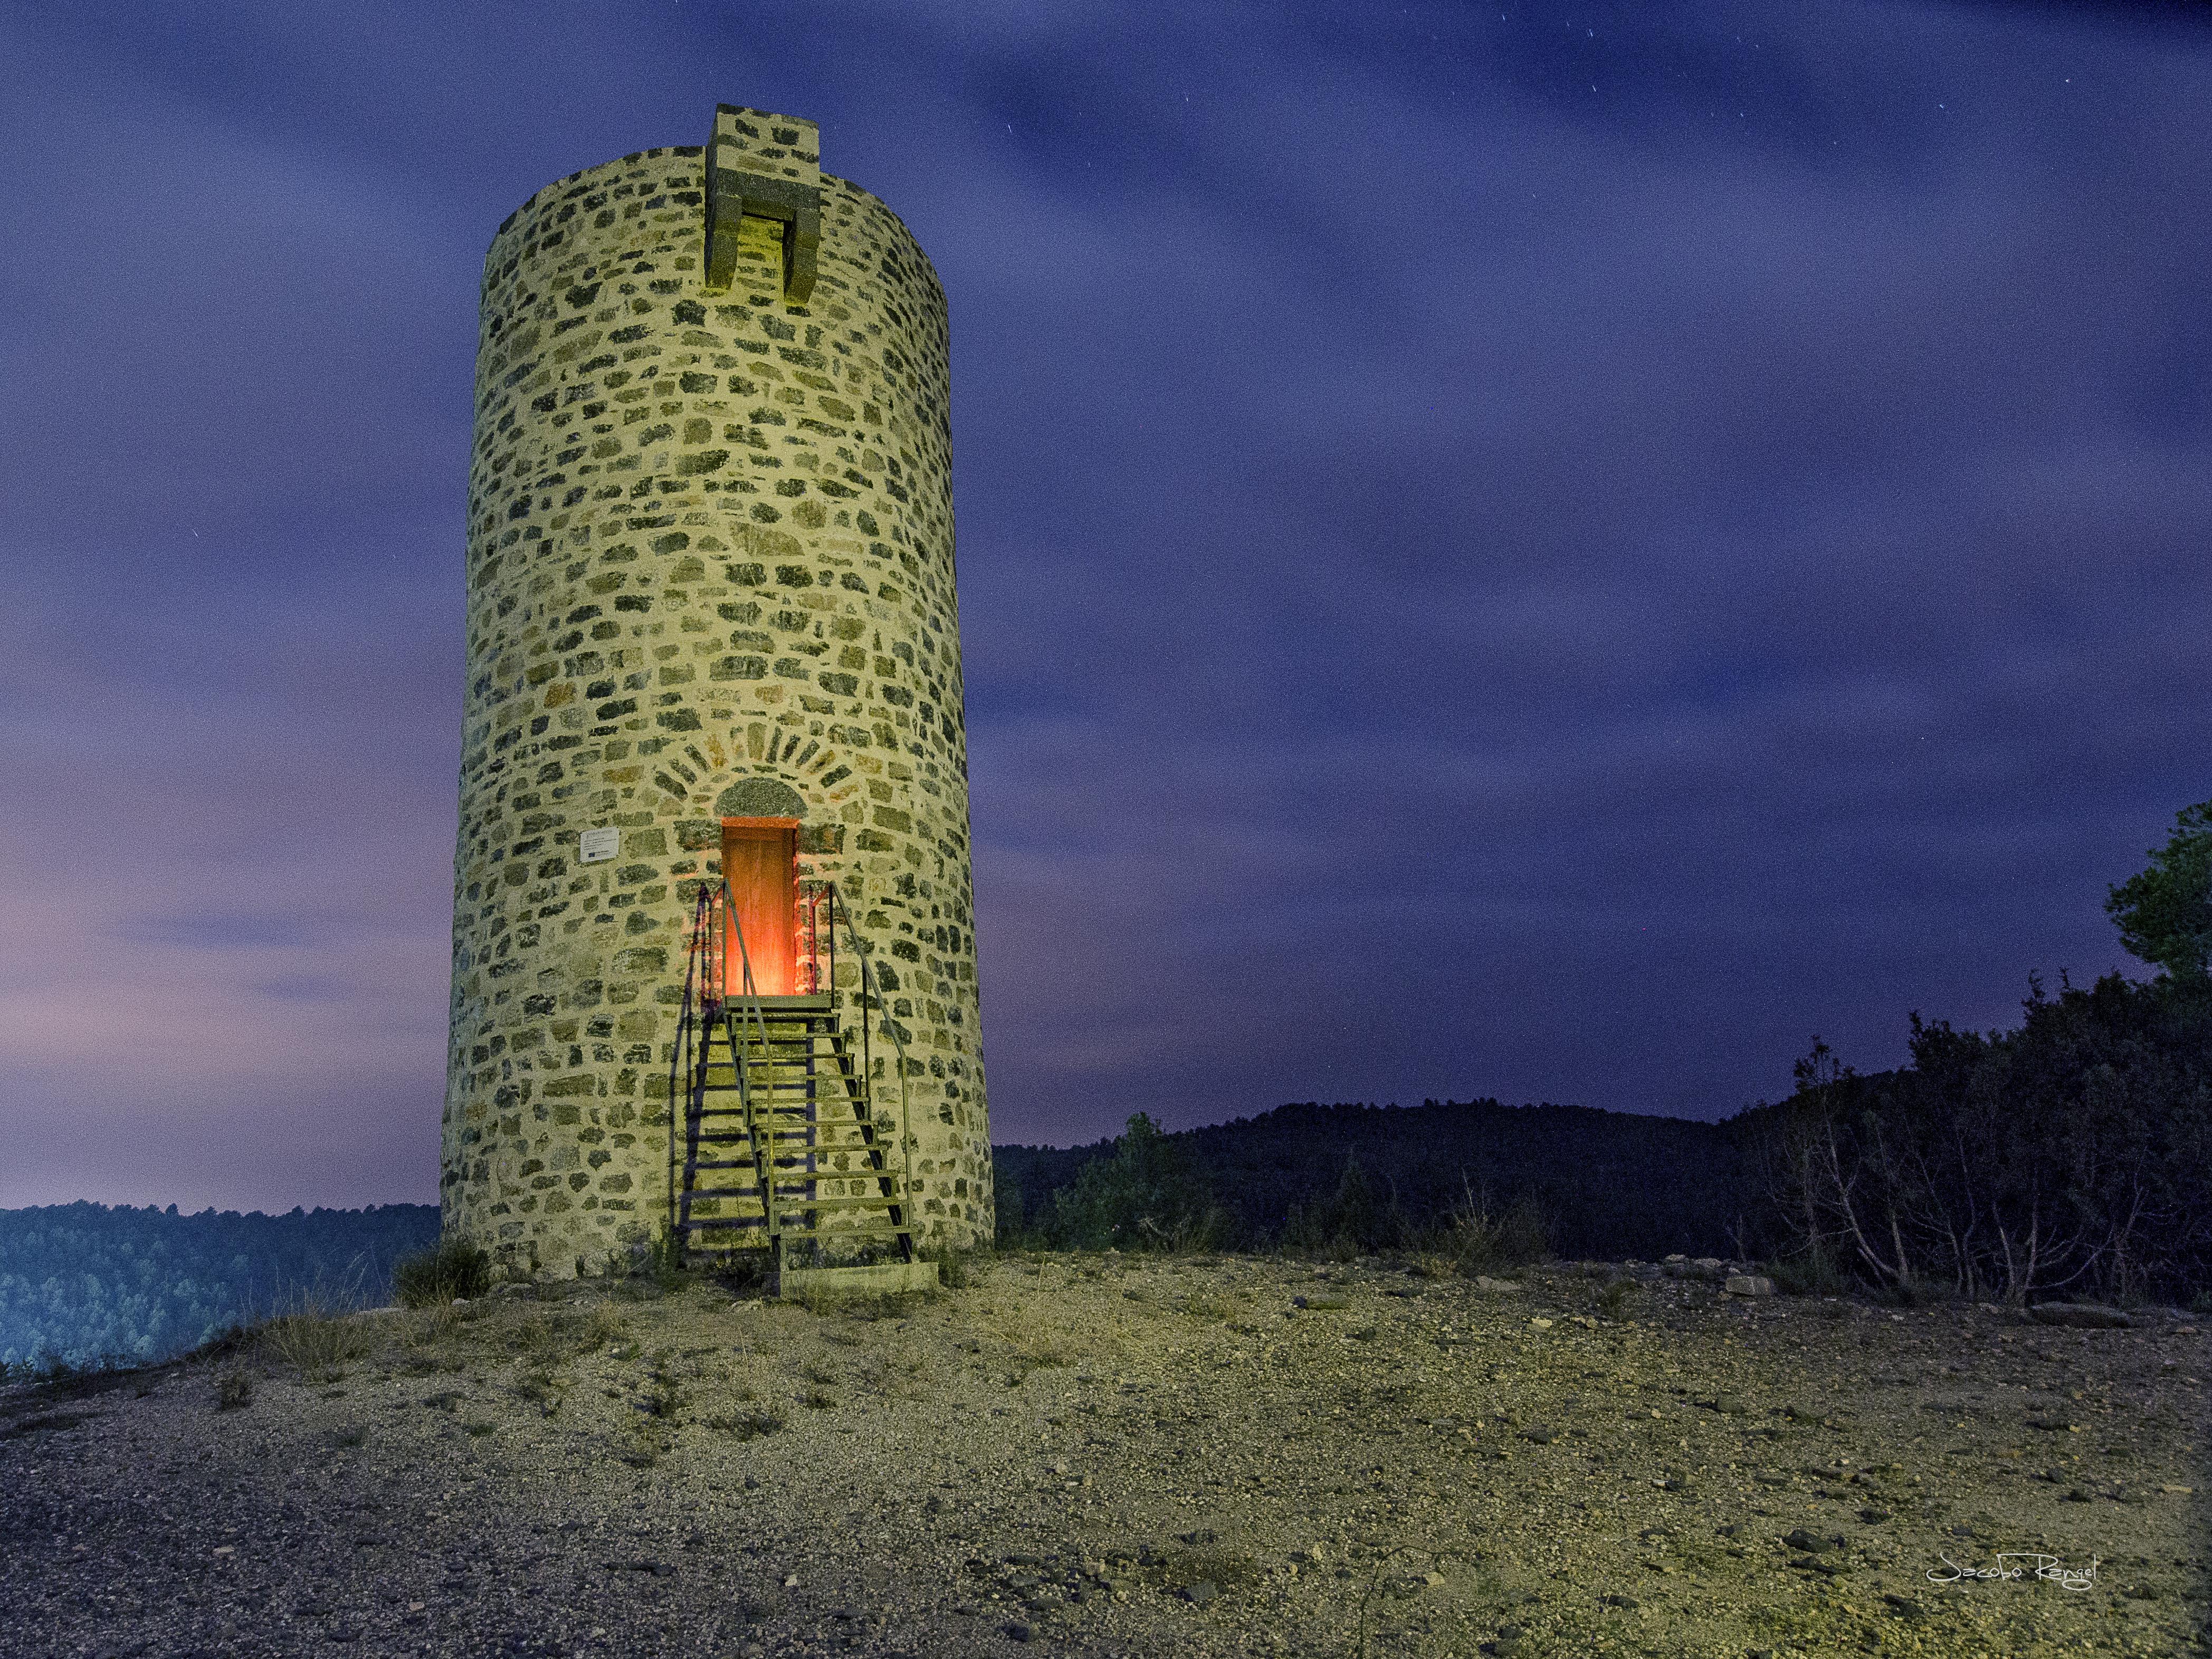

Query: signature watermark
(1929, 1552), (2100, 1592)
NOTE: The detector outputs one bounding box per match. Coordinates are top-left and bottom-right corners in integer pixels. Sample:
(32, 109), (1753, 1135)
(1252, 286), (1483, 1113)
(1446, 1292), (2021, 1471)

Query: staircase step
(762, 1163), (894, 1177)
(774, 1221), (907, 1239)
(682, 1185), (766, 1200)
(773, 1194), (905, 1212)
(765, 1158), (893, 1171)
(765, 1148), (888, 1160)
(693, 1108), (852, 1121)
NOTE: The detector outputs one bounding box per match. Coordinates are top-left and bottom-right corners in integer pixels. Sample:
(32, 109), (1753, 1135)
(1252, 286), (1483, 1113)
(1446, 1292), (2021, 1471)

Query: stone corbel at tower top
(704, 103), (822, 304)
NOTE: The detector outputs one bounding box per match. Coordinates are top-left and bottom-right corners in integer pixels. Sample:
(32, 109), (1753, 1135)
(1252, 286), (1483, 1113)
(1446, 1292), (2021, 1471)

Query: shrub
(1740, 969), (2212, 1306)
(640, 1355), (686, 1420)
(921, 1242), (983, 1289)
(1040, 1114), (1221, 1252)
(1765, 1250), (1851, 1299)
(706, 1407), (785, 1440)
(646, 1224), (686, 1289)
(993, 1179), (1032, 1247)
(1284, 1153), (1414, 1256)
(1427, 1180), (1549, 1275)
(214, 1368), (253, 1410)
(393, 1238), (493, 1308)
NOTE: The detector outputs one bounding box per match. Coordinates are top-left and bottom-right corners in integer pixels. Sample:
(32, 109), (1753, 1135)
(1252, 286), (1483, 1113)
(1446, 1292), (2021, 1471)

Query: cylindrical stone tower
(443, 106), (988, 1279)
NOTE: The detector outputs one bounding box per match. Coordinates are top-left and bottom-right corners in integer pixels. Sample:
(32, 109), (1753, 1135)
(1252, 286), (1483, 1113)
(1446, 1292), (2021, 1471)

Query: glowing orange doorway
(720, 817), (799, 997)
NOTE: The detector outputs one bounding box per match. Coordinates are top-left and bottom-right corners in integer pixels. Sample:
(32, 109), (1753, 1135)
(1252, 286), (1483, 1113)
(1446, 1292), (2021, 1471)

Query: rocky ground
(1, 1251), (2205, 1659)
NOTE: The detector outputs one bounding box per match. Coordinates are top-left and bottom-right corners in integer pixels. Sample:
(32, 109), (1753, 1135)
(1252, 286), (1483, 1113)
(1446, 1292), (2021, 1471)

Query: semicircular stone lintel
(713, 777), (807, 820)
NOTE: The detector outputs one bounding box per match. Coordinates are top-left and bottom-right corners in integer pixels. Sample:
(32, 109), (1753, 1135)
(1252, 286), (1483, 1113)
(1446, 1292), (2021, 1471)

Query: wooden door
(720, 819), (798, 996)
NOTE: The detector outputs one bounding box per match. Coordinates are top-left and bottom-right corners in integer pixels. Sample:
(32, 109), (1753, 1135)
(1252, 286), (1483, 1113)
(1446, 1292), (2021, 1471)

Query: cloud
(4, 1), (2208, 1202)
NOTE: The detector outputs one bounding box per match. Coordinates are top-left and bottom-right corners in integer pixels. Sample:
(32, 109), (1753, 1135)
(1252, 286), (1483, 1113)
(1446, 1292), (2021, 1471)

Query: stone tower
(443, 106), (988, 1278)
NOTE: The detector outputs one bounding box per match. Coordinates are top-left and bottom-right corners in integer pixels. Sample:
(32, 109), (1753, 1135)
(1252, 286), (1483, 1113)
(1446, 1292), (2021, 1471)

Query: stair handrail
(666, 891), (705, 1244)
(805, 879), (918, 1225)
(710, 876), (786, 1244)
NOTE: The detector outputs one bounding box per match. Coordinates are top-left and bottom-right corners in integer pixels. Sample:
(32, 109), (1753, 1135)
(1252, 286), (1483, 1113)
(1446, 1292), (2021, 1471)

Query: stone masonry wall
(444, 132), (988, 1279)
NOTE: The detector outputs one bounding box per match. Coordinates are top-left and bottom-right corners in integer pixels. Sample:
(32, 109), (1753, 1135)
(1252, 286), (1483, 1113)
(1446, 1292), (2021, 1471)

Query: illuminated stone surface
(444, 108), (988, 1277)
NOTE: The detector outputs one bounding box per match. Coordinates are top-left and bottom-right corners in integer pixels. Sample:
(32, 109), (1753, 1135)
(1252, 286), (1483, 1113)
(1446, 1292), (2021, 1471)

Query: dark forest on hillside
(996, 1099), (1749, 1262)
(996, 803), (2212, 1308)
(994, 968), (2209, 1307)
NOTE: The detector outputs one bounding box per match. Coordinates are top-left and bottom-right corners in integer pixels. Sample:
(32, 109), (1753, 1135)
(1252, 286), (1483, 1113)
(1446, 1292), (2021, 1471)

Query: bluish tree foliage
(0, 1203), (439, 1371)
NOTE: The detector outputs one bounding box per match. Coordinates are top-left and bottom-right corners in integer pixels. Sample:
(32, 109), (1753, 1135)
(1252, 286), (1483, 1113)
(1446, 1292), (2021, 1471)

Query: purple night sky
(3, 3), (2207, 1212)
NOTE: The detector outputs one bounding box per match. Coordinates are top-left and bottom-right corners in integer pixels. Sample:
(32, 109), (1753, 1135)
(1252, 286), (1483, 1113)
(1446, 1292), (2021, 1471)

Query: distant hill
(995, 1098), (1749, 1261)
(0, 1202), (440, 1371)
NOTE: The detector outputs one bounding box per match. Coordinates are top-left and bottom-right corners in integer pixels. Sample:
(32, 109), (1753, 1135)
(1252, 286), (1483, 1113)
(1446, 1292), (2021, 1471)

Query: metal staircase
(667, 878), (935, 1295)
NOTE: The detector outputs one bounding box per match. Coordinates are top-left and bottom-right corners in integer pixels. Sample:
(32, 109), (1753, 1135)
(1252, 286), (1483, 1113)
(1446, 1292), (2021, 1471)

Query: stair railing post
(668, 885), (710, 1263)
(823, 882), (916, 1255)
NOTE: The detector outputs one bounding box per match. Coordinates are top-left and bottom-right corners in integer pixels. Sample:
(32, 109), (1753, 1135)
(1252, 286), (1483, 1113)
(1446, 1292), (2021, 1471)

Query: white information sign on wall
(579, 826), (621, 865)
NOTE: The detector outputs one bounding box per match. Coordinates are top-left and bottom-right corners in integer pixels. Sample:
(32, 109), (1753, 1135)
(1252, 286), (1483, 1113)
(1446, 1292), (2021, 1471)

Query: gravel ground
(1, 1252), (2205, 1658)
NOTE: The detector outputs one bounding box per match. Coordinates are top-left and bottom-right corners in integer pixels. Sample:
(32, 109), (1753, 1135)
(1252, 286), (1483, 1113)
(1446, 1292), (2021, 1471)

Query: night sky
(4, 3), (2208, 1212)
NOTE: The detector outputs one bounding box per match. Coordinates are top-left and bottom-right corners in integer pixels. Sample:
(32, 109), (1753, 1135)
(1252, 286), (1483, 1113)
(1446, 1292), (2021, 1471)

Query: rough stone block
(778, 1260), (941, 1301)
(2028, 1302), (2132, 1329)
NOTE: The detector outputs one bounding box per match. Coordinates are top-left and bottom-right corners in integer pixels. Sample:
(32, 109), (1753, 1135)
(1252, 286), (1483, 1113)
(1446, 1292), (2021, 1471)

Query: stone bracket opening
(704, 103), (821, 302)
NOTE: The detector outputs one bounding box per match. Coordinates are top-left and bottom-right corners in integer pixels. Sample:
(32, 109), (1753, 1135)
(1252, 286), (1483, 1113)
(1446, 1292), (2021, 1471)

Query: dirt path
(2, 1252), (2204, 1657)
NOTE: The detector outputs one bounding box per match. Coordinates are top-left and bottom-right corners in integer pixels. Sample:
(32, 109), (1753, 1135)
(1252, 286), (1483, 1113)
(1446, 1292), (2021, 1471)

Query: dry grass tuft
(1005, 1330), (1076, 1382)
(706, 1406), (785, 1440)
(393, 1303), (466, 1370)
(854, 1343), (930, 1398)
(581, 1301), (628, 1349)
(257, 1296), (377, 1379)
(392, 1238), (492, 1308)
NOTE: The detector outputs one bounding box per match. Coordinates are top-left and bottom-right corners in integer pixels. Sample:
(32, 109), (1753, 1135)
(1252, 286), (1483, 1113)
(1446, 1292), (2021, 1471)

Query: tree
(1043, 1113), (1219, 1251)
(2106, 799), (2212, 983)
